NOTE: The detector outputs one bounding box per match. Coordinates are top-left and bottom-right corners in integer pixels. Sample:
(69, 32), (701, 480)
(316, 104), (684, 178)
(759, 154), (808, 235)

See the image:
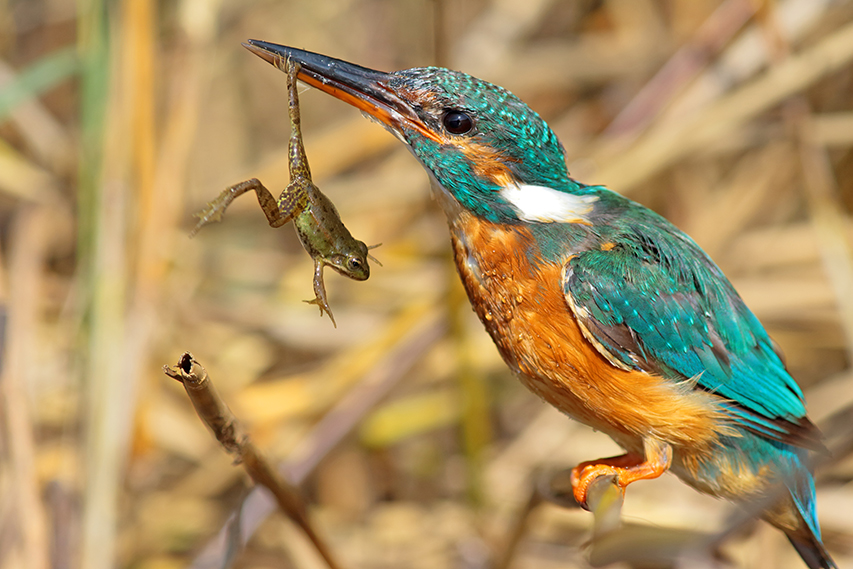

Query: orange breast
(450, 212), (728, 455)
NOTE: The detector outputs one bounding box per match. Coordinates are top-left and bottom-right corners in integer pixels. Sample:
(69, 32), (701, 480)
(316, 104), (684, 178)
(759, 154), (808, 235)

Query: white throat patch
(501, 183), (598, 223)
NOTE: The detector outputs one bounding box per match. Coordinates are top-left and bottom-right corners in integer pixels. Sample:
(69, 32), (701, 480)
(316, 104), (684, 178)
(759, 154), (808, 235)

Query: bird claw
(570, 453), (645, 509)
(570, 463), (626, 510)
(570, 445), (671, 509)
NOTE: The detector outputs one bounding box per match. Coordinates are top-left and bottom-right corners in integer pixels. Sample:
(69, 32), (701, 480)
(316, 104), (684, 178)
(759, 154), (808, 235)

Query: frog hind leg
(304, 260), (337, 327)
(191, 178), (292, 236)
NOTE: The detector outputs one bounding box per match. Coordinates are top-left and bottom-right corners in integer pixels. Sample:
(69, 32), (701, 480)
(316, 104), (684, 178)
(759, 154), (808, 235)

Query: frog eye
(347, 257), (363, 271)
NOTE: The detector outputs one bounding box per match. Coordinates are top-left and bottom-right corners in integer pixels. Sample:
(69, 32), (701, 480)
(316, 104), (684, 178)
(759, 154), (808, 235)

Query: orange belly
(449, 212), (727, 455)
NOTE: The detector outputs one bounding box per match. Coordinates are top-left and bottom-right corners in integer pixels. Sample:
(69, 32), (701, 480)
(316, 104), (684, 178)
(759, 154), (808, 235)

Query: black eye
(442, 111), (473, 135)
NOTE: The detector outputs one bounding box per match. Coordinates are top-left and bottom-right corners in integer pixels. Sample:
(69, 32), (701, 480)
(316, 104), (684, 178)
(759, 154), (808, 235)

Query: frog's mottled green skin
(192, 59), (371, 326)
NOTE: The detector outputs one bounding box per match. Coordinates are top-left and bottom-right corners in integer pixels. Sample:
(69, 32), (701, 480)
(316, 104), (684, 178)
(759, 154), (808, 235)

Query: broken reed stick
(189, 311), (446, 569)
(164, 352), (345, 569)
(496, 470), (624, 569)
(586, 475), (624, 537)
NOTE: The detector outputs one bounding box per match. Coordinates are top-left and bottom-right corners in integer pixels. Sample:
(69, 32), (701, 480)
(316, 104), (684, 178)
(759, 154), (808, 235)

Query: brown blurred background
(2, 0), (853, 568)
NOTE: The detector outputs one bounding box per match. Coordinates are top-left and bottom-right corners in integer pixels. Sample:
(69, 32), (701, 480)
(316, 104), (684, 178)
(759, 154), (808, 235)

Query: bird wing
(562, 225), (823, 450)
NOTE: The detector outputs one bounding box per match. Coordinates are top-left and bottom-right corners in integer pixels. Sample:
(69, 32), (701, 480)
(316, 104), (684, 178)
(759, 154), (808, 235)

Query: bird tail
(783, 464), (837, 569)
(787, 532), (837, 569)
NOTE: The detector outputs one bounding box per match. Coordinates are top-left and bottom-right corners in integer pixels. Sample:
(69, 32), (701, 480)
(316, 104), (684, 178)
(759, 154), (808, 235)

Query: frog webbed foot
(190, 199), (228, 237)
(304, 296), (336, 327)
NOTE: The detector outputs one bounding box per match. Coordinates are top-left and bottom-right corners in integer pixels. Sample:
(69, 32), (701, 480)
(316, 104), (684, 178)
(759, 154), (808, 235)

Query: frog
(192, 58), (377, 327)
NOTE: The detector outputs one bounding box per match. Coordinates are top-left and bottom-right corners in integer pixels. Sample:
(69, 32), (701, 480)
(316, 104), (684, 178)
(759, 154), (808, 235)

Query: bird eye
(442, 111), (473, 135)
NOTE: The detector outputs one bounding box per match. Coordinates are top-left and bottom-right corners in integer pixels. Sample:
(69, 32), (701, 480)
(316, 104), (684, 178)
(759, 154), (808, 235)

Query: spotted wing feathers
(562, 225), (824, 452)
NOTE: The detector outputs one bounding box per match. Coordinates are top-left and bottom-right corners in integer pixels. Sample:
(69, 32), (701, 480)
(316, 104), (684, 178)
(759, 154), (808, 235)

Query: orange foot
(570, 440), (672, 509)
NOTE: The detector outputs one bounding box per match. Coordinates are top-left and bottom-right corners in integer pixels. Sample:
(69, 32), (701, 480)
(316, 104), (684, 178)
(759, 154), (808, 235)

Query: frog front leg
(303, 259), (336, 327)
(191, 178), (292, 236)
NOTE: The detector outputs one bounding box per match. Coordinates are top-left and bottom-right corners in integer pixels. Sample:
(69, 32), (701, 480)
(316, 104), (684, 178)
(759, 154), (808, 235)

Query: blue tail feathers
(785, 452), (836, 569)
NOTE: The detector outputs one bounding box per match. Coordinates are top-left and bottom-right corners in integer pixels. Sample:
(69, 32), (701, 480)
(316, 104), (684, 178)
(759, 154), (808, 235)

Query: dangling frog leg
(303, 260), (336, 327)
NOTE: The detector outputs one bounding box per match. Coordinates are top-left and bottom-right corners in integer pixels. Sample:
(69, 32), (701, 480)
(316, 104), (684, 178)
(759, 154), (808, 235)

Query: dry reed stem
(0, 58), (73, 172)
(655, 0), (837, 128)
(80, 1), (139, 567)
(234, 303), (441, 426)
(812, 112), (853, 147)
(797, 110), (853, 359)
(0, 139), (58, 201)
(3, 205), (49, 569)
(453, 0), (560, 72)
(604, 0), (756, 138)
(596, 18), (853, 191)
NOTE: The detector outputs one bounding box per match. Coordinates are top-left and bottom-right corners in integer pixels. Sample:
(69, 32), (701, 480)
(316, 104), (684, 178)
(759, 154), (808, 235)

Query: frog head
(327, 240), (375, 281)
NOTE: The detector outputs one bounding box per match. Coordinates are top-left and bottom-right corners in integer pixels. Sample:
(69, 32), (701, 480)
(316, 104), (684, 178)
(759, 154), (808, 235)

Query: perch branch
(496, 470), (623, 569)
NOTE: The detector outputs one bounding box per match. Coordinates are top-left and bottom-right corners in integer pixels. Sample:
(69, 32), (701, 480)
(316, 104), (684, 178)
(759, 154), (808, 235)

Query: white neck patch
(501, 183), (598, 223)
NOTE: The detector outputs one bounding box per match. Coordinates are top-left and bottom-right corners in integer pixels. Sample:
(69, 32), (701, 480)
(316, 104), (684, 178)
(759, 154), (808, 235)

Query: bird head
(244, 41), (597, 224)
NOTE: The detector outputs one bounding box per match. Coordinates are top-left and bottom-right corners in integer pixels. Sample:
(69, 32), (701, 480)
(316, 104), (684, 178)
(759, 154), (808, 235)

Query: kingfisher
(242, 40), (837, 569)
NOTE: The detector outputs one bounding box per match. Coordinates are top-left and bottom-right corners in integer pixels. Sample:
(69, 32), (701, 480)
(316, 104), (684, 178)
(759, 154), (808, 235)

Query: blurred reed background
(1, 0), (853, 568)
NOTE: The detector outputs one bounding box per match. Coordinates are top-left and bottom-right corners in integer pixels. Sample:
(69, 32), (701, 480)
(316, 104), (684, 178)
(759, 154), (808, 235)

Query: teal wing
(563, 221), (823, 450)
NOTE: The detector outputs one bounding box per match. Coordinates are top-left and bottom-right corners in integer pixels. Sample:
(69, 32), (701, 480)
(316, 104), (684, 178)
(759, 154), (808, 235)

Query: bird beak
(243, 40), (441, 144)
